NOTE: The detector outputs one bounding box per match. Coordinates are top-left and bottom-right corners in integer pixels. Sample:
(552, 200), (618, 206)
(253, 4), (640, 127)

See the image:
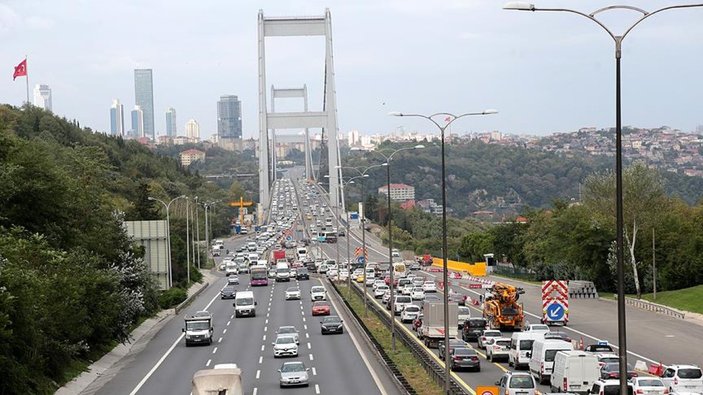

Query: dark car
(584, 343), (614, 353)
(600, 362), (638, 380)
(296, 268), (310, 280)
(544, 331), (572, 342)
(220, 285), (236, 299)
(449, 347), (481, 372)
(462, 318), (488, 342)
(337, 229), (345, 237)
(320, 315), (344, 335)
(438, 339), (469, 360)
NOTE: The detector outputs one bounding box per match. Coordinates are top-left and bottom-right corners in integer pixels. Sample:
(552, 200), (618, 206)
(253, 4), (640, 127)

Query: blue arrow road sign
(357, 256), (365, 264)
(546, 302), (565, 321)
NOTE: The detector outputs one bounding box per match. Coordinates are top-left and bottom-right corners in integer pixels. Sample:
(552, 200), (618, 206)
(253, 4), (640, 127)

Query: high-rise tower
(134, 69), (155, 140)
(217, 95), (242, 139)
(110, 99), (125, 136)
(165, 107), (177, 137)
(131, 105), (144, 138)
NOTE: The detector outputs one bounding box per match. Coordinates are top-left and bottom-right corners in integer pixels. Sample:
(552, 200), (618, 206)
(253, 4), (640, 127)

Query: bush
(159, 287), (187, 309)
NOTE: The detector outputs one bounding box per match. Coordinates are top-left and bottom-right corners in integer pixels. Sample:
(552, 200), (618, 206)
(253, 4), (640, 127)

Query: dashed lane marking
(261, 344), (265, 352)
(309, 354), (314, 361)
(307, 342), (311, 350)
(259, 356), (263, 364)
(256, 369), (261, 379)
(206, 359), (211, 367)
(212, 347), (217, 354)
(218, 337), (222, 343)
(315, 384), (320, 394)
(312, 367), (317, 376)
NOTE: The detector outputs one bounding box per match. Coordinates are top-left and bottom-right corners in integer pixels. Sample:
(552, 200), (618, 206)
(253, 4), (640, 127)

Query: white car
(401, 284), (414, 296)
(275, 326), (300, 344)
(412, 278), (424, 287)
(327, 268), (338, 279)
(631, 377), (668, 395)
(227, 275), (240, 285)
(272, 335), (299, 358)
(524, 324), (550, 334)
(338, 269), (349, 281)
(374, 285), (389, 298)
(411, 287), (425, 301)
(422, 281), (437, 293)
(401, 304), (421, 323)
(285, 287), (301, 300)
(372, 280), (386, 290)
(365, 276), (376, 287)
(478, 329), (503, 349)
(660, 365), (703, 394)
(310, 286), (326, 301)
(485, 337), (512, 362)
(457, 306), (471, 327)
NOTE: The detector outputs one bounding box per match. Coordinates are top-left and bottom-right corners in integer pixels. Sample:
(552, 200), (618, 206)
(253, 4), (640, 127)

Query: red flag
(13, 59), (27, 80)
(444, 116), (452, 123)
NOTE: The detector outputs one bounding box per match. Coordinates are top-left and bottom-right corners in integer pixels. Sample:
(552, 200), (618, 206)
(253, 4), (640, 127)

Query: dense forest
(0, 105), (233, 394)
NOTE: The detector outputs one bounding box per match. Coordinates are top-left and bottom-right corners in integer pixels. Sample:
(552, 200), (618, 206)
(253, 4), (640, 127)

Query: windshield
(454, 348), (474, 356)
(496, 340), (511, 347)
(322, 317), (341, 324)
(276, 337), (295, 344)
(311, 287), (324, 293)
(397, 296), (411, 303)
(236, 298), (254, 306)
(679, 368), (703, 379)
(637, 379), (664, 387)
(281, 363), (305, 373)
(519, 340), (534, 349)
(185, 321), (210, 331)
(279, 327), (296, 334)
(509, 376), (535, 389)
(405, 306), (420, 312)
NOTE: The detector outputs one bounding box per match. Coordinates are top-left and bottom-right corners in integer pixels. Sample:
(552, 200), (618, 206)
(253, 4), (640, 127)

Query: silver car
(278, 361), (310, 387)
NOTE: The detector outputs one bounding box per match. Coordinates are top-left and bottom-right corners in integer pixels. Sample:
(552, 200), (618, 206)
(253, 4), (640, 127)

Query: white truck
(192, 363), (243, 395)
(225, 260), (238, 277)
(183, 311), (214, 346)
(420, 302), (458, 348)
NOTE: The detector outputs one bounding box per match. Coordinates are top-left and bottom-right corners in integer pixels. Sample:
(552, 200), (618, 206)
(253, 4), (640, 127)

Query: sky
(1, 0), (702, 140)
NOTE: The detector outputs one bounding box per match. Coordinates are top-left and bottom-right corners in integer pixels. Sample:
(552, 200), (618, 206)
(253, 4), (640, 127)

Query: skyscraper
(185, 119), (200, 140)
(165, 107), (177, 137)
(217, 95), (242, 139)
(134, 69), (155, 140)
(110, 99), (125, 136)
(131, 105), (144, 138)
(33, 84), (52, 111)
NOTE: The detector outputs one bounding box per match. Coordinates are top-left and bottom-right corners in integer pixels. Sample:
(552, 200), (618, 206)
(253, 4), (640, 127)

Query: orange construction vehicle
(482, 282), (525, 331)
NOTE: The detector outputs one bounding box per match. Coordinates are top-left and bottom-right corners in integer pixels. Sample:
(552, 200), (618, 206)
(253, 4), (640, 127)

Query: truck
(483, 282), (525, 331)
(419, 302), (458, 348)
(272, 249), (286, 262)
(192, 363), (243, 395)
(183, 311), (214, 346)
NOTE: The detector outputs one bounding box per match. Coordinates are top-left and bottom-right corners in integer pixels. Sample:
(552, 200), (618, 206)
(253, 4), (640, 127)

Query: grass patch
(639, 285), (703, 315)
(490, 273), (541, 285)
(337, 284), (444, 395)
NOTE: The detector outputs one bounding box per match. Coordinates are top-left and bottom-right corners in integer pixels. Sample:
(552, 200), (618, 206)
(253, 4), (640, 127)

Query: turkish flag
(13, 59), (27, 80)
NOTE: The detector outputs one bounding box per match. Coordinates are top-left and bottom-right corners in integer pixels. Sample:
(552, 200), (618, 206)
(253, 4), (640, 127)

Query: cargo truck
(192, 363), (243, 395)
(419, 302), (458, 348)
(183, 311), (214, 346)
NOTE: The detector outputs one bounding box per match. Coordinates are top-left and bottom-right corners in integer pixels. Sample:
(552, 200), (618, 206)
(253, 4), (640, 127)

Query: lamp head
(148, 197), (155, 201)
(362, 174), (369, 178)
(387, 111), (403, 117)
(483, 109), (499, 115)
(503, 1), (535, 11)
(413, 144), (425, 149)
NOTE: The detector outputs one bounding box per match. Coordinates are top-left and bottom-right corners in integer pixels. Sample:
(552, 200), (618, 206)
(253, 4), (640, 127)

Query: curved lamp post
(504, 2), (703, 391)
(390, 111), (496, 393)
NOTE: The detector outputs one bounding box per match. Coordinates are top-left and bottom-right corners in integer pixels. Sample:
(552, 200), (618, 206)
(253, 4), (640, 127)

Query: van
(528, 338), (574, 384)
(233, 291), (256, 318)
(276, 261), (291, 282)
(660, 365), (703, 394)
(509, 332), (543, 370)
(296, 247), (308, 259)
(550, 350), (600, 394)
(247, 242), (257, 252)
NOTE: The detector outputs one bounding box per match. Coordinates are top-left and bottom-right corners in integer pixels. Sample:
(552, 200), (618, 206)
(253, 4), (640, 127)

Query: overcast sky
(2, 0), (702, 139)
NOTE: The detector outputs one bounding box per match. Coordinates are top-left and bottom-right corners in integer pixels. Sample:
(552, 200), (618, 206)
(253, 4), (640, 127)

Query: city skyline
(134, 69), (154, 140)
(1, 1), (702, 140)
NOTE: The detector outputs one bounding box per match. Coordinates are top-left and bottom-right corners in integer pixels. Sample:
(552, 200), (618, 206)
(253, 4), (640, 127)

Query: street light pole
(390, 111), (496, 393)
(195, 196), (201, 269)
(149, 195), (186, 288)
(186, 197), (191, 285)
(503, 4), (703, 392)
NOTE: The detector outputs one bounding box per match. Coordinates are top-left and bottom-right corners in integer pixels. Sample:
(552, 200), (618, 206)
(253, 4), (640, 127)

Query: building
(134, 69), (155, 140)
(165, 107), (177, 137)
(378, 183), (415, 201)
(109, 99), (125, 136)
(417, 199), (443, 215)
(217, 95), (242, 139)
(185, 119), (200, 141)
(179, 148), (206, 166)
(33, 84), (52, 111)
(131, 105), (144, 138)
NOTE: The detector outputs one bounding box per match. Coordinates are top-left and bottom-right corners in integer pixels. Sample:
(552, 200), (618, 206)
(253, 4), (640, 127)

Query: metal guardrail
(331, 280), (470, 395)
(615, 295), (685, 319)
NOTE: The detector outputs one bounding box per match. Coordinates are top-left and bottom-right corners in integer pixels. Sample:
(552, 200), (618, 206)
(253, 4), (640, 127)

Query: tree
(583, 162), (667, 298)
(458, 232), (495, 262)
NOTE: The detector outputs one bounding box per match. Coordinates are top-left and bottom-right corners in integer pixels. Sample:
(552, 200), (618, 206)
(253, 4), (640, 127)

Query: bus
(250, 265), (269, 286)
(393, 262), (407, 279)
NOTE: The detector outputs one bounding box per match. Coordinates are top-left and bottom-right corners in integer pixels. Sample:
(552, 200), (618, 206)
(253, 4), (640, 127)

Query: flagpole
(25, 56), (29, 106)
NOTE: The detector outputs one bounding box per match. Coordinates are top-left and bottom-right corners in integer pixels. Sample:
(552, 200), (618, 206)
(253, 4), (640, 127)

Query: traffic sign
(468, 283), (482, 289)
(476, 386), (499, 395)
(286, 235), (293, 241)
(357, 256), (365, 264)
(546, 302), (565, 321)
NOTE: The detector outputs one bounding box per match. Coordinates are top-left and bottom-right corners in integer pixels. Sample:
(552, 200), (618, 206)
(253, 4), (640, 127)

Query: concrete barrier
(431, 258), (487, 276)
(174, 281), (210, 315)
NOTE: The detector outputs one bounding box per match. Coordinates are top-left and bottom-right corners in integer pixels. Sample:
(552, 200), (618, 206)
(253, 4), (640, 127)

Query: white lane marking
(206, 359), (211, 367)
(227, 320), (231, 326)
(212, 347), (217, 354)
(256, 369), (261, 379)
(264, 326), (267, 332)
(312, 367), (317, 376)
(218, 337), (223, 343)
(259, 356), (263, 364)
(302, 317), (306, 322)
(128, 291), (219, 395)
(301, 311), (305, 316)
(230, 314), (234, 319)
(315, 384), (320, 394)
(222, 328), (227, 334)
(309, 354), (314, 361)
(265, 319), (268, 325)
(307, 342), (311, 350)
(261, 344), (265, 351)
(305, 333), (309, 339)
(267, 313), (270, 318)
(253, 388), (258, 395)
(304, 324), (307, 330)
(262, 335), (266, 341)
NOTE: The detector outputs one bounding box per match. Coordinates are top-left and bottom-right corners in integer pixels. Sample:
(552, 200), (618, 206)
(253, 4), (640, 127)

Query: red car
(384, 275), (399, 286)
(311, 301), (331, 316)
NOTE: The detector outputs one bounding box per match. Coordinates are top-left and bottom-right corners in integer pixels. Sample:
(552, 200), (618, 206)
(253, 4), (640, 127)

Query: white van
(247, 242), (257, 252)
(296, 247), (308, 260)
(528, 338), (574, 384)
(276, 261), (291, 282)
(233, 291), (256, 318)
(550, 350), (600, 394)
(509, 332), (543, 370)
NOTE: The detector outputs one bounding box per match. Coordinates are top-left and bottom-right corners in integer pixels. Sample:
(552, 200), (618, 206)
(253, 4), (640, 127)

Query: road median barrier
(174, 281), (210, 315)
(614, 295), (685, 319)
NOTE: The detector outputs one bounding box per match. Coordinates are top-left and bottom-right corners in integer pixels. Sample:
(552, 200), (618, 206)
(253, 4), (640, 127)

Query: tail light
(663, 388), (669, 394)
(453, 355), (462, 361)
(564, 377), (568, 391)
(635, 390), (644, 395)
(471, 356), (479, 361)
(540, 362), (544, 373)
(631, 372), (638, 377)
(674, 377), (678, 385)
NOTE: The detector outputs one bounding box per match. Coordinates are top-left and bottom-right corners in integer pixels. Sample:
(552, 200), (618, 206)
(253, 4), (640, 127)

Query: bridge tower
(270, 85), (314, 183)
(257, 9), (342, 217)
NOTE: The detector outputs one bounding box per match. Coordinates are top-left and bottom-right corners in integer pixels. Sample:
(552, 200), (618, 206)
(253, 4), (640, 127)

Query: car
(584, 343), (614, 354)
(599, 362), (638, 380)
(318, 264), (328, 274)
(524, 323), (551, 334)
(478, 329), (503, 349)
(320, 315), (344, 334)
(400, 304), (421, 323)
(381, 290), (392, 305)
(355, 274), (365, 283)
(365, 276), (376, 287)
(391, 295), (412, 315)
(337, 229), (345, 236)
(374, 284), (389, 298)
(285, 287), (301, 300)
(544, 331), (571, 342)
(227, 275), (239, 285)
(220, 285), (236, 299)
(412, 277), (424, 287)
(485, 337), (512, 362)
(296, 267), (309, 280)
(218, 262), (226, 271)
(409, 262), (421, 271)
(438, 338), (470, 361)
(411, 287), (425, 301)
(457, 306), (471, 329)
(338, 269), (349, 281)
(462, 318), (488, 342)
(449, 347), (481, 372)
(496, 372), (538, 395)
(372, 279), (386, 290)
(383, 275), (398, 287)
(272, 335), (299, 358)
(278, 361), (310, 388)
(660, 364), (703, 394)
(588, 379), (633, 395)
(596, 353), (619, 367)
(631, 377), (667, 395)
(310, 286), (326, 301)
(399, 283), (412, 296)
(276, 326), (300, 344)
(311, 301), (331, 316)
(422, 281), (437, 292)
